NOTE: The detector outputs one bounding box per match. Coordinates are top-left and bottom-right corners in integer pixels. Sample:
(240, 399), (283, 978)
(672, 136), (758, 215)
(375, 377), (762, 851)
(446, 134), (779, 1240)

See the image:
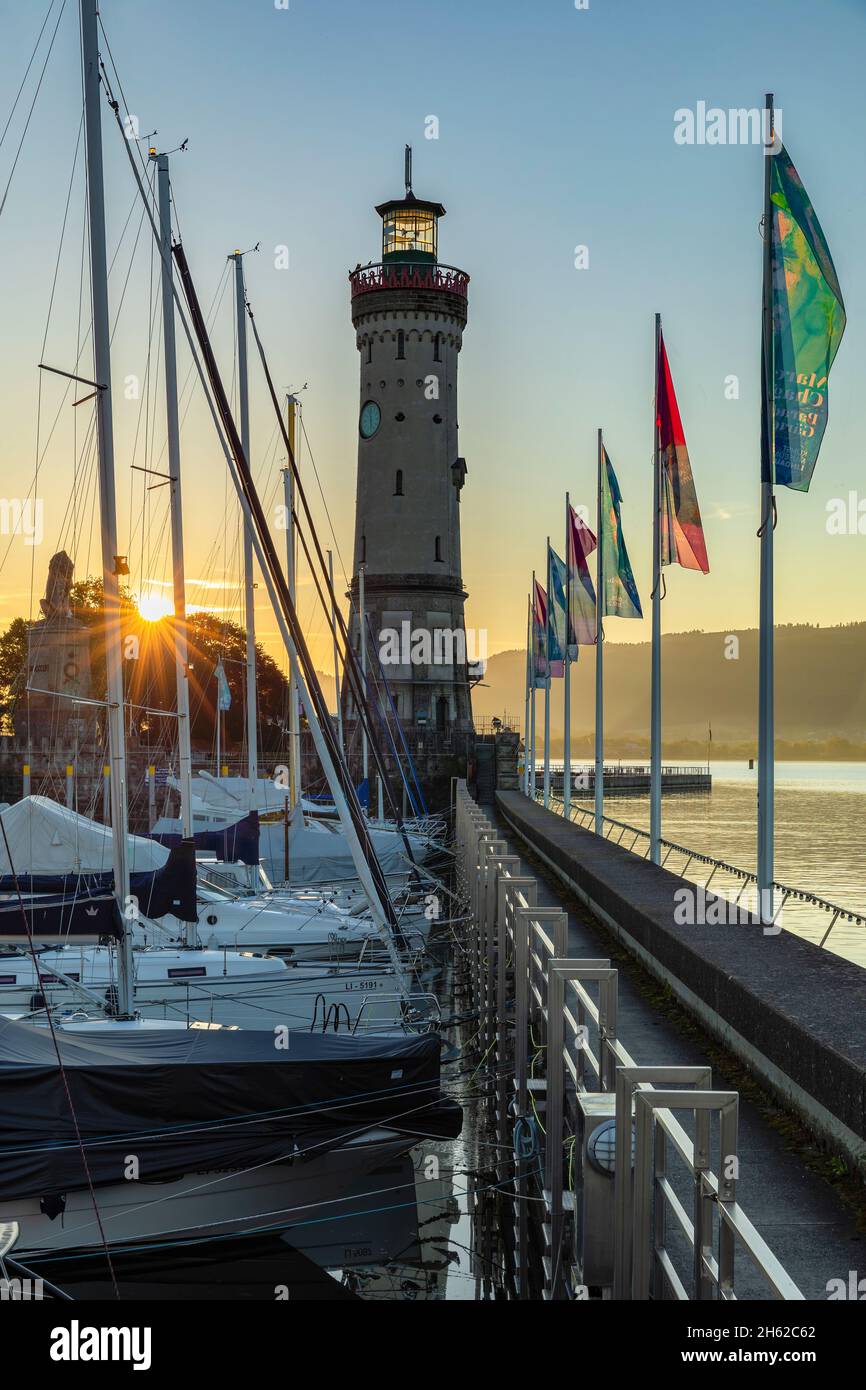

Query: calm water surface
(547, 761), (866, 966)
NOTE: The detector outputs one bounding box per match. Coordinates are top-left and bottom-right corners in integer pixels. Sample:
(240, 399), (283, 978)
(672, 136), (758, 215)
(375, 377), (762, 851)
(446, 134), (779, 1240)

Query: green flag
(601, 449), (642, 619)
(767, 144), (846, 491)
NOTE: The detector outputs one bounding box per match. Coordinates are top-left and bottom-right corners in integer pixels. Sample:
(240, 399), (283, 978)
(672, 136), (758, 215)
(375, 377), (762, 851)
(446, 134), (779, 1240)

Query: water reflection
(570, 761), (866, 965)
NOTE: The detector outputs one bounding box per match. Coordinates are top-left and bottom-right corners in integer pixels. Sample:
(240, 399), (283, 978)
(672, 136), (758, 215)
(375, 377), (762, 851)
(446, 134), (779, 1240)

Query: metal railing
(546, 791), (865, 950)
(455, 780), (803, 1302)
(349, 261), (470, 300)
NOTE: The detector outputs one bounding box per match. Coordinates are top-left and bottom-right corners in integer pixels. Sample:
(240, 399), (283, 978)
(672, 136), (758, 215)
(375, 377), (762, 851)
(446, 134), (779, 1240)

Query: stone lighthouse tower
(346, 148), (473, 767)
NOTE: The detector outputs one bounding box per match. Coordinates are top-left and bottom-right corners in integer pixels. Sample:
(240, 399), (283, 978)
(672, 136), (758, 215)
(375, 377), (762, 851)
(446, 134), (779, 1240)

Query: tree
(0, 579), (291, 753)
(0, 618), (30, 728)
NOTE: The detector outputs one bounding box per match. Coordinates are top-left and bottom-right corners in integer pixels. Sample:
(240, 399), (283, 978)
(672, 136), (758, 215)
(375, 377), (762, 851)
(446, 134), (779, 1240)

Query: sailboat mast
(233, 252), (258, 804)
(282, 395), (302, 810)
(153, 148), (196, 948)
(80, 0), (133, 1015)
(153, 151), (194, 840)
(328, 548), (345, 756)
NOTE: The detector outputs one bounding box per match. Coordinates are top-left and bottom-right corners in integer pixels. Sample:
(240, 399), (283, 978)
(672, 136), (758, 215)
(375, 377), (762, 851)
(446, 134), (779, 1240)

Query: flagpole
(543, 536), (551, 809)
(563, 493), (572, 822)
(758, 92), (775, 924)
(650, 312), (663, 864)
(595, 429), (604, 832)
(524, 592), (531, 795)
(530, 570), (537, 799)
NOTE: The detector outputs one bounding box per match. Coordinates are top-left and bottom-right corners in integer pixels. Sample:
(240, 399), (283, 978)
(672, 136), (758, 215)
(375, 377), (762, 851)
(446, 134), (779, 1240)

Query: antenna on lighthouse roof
(404, 143), (413, 196)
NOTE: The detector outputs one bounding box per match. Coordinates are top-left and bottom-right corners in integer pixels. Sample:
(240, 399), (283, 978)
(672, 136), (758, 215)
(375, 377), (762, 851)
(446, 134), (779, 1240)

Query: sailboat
(151, 770), (445, 887)
(0, 1013), (460, 1255)
(0, 0), (460, 1263)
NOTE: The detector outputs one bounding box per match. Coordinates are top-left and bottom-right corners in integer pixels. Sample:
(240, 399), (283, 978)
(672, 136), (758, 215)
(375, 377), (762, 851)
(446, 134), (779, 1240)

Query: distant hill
(472, 623), (866, 758)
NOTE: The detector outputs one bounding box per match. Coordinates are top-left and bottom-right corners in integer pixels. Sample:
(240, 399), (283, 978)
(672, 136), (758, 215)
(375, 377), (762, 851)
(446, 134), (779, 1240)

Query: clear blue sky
(0, 0), (864, 666)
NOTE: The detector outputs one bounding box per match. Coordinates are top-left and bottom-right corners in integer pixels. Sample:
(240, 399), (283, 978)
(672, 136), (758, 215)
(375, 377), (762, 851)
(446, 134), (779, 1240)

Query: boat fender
(39, 1193), (67, 1221)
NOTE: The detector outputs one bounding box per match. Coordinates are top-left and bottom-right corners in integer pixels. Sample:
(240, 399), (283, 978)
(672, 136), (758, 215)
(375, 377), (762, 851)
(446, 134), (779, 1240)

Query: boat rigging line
(243, 297), (425, 865)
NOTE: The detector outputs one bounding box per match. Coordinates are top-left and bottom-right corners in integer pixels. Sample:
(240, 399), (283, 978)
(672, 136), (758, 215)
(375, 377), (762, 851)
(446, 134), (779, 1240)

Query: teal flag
(215, 658), (232, 712)
(546, 544), (567, 676)
(601, 449), (642, 619)
(767, 144), (846, 491)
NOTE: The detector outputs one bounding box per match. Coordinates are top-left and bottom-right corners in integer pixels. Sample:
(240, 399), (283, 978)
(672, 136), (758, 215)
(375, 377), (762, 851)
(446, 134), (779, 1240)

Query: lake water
(543, 761), (866, 967)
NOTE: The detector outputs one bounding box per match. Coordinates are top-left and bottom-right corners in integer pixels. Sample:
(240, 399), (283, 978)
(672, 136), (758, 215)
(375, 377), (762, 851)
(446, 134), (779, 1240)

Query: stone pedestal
(15, 620), (96, 751)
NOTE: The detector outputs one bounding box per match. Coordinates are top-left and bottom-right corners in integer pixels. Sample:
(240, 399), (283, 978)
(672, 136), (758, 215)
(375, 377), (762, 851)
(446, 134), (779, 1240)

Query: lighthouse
(346, 148), (473, 768)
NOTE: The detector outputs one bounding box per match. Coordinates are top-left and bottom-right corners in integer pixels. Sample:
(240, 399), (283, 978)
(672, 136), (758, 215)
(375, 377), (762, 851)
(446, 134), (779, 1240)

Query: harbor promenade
(457, 779), (866, 1299)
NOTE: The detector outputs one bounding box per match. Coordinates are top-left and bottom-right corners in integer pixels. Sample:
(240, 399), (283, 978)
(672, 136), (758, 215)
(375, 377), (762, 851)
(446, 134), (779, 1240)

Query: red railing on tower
(349, 261), (469, 300)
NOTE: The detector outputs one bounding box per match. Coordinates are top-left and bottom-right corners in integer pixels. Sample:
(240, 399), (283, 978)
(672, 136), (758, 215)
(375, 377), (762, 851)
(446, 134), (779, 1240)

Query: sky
(0, 0), (864, 678)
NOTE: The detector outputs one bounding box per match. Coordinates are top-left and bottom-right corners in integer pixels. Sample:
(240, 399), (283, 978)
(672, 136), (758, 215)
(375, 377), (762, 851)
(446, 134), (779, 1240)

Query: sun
(137, 589), (174, 623)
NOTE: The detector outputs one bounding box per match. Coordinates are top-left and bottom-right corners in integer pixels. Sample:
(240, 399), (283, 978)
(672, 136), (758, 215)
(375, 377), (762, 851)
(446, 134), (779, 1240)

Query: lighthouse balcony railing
(349, 261), (469, 299)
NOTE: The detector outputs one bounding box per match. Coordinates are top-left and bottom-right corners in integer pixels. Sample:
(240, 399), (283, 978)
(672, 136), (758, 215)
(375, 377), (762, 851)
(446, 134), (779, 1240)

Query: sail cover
(0, 1018), (462, 1200)
(151, 809), (260, 868)
(0, 797), (196, 923)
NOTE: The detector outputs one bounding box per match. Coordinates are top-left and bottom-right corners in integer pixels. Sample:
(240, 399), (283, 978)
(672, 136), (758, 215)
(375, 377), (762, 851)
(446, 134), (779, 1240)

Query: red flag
(657, 333), (709, 574)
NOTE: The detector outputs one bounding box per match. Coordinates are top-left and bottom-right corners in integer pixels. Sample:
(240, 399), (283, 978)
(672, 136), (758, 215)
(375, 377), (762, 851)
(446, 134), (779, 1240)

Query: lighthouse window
(433, 333), (441, 362)
(366, 339), (373, 364)
(361, 535), (367, 563)
(435, 536), (442, 563)
(396, 330), (405, 360)
(394, 470), (403, 496)
(382, 208), (437, 259)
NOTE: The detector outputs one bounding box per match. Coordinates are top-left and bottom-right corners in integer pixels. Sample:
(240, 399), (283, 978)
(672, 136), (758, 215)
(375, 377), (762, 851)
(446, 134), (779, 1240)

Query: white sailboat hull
(0, 948), (428, 1033)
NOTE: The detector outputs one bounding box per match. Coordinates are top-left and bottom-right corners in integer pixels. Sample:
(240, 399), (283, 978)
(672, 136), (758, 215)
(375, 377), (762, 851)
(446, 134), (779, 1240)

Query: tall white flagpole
(543, 537), (551, 808)
(650, 312), (663, 864)
(594, 429), (604, 832)
(523, 592), (531, 795)
(530, 570), (537, 799)
(563, 494), (572, 821)
(757, 92), (776, 923)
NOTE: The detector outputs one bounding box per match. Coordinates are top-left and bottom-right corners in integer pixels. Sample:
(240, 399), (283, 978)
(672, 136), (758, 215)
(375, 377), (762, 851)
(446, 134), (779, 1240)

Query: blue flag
(601, 450), (642, 620)
(546, 544), (568, 676)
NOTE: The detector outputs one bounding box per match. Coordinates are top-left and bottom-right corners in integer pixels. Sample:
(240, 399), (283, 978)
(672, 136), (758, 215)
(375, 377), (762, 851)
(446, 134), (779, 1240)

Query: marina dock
(546, 763), (711, 798)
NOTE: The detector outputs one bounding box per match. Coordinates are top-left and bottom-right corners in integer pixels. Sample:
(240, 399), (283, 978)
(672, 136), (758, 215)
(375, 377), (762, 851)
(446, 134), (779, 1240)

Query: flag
(531, 578), (549, 687)
(766, 143), (846, 492)
(601, 449), (642, 619)
(657, 332), (709, 573)
(215, 658), (232, 711)
(546, 545), (567, 678)
(567, 504), (597, 650)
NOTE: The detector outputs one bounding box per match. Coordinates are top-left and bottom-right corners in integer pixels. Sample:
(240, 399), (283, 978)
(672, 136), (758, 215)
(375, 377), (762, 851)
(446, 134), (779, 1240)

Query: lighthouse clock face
(359, 400), (381, 439)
